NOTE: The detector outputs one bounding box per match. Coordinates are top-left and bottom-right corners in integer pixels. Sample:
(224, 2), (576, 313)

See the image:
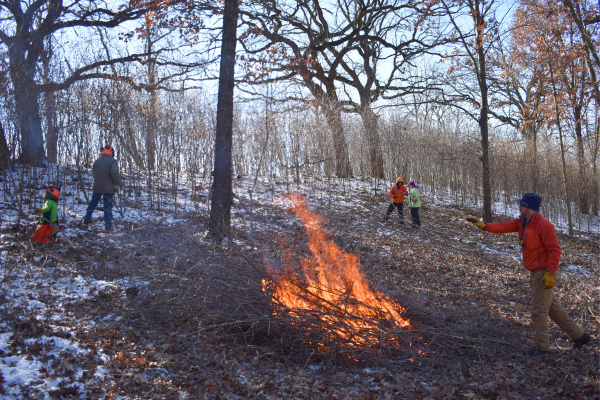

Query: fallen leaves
(2, 178), (599, 399)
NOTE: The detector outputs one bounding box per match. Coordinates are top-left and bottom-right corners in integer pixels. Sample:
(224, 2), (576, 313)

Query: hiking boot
(573, 332), (591, 349)
(105, 226), (113, 232)
(520, 347), (550, 356)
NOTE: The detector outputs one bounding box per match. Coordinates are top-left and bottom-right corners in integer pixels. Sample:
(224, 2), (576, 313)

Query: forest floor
(0, 166), (599, 399)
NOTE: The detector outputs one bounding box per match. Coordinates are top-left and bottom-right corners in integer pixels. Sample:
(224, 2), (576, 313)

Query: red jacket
(484, 213), (561, 274)
(389, 181), (408, 204)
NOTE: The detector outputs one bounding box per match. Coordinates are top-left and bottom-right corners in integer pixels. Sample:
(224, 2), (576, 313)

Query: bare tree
(438, 0), (505, 222)
(0, 0), (148, 164)
(240, 0), (447, 179)
(209, 0), (239, 239)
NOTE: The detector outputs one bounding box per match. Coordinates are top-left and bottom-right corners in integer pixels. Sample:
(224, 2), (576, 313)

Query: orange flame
(263, 194), (410, 349)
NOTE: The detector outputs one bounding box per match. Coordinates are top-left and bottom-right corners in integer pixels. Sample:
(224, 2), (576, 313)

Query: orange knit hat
(101, 145), (114, 156)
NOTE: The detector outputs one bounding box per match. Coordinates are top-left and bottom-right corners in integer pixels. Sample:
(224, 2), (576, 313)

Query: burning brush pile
(262, 195), (415, 361)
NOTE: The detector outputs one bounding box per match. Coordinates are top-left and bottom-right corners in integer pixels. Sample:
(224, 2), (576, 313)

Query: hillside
(1, 165), (598, 399)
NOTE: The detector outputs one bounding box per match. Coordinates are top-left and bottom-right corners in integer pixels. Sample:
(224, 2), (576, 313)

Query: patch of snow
(481, 245), (519, 260)
(0, 247), (147, 398)
(564, 265), (590, 276)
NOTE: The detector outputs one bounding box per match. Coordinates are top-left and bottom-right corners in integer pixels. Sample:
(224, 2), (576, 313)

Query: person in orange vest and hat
(467, 193), (591, 356)
(31, 185), (61, 244)
(382, 177), (408, 224)
(83, 145), (121, 231)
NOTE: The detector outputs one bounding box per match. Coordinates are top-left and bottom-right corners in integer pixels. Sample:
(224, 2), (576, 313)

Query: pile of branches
(169, 236), (425, 364)
(260, 273), (424, 363)
(112, 221), (424, 364)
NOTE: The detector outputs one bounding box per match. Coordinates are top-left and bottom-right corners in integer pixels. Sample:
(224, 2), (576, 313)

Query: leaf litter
(0, 166), (598, 399)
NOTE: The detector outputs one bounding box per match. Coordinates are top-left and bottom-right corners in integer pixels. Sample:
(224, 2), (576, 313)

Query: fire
(263, 194), (410, 350)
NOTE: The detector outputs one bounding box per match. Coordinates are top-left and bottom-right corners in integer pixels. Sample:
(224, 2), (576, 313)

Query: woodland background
(0, 0), (598, 234)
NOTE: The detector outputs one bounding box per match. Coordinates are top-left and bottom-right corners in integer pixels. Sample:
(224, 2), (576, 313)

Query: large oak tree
(240, 0), (448, 179)
(0, 0), (146, 164)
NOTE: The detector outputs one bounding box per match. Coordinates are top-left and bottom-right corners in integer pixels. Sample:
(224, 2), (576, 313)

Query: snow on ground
(0, 165), (160, 398)
(480, 245), (520, 261)
(0, 165), (598, 398)
(565, 265), (592, 276)
(0, 256), (127, 398)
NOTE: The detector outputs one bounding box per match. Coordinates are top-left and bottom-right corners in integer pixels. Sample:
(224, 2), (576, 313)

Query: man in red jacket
(467, 193), (591, 356)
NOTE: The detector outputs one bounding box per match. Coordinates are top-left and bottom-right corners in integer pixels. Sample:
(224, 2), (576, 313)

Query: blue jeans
(84, 192), (114, 228)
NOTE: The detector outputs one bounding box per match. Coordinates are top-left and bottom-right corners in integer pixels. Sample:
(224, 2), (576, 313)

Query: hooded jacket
(483, 212), (561, 274)
(389, 178), (408, 203)
(92, 154), (121, 194)
(408, 185), (420, 208)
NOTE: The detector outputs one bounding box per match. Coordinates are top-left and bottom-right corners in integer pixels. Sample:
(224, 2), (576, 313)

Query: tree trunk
(324, 106), (352, 178)
(304, 86), (352, 178)
(111, 93), (145, 170)
(361, 106), (384, 179)
(573, 105), (589, 213)
(593, 156), (599, 216)
(523, 124), (538, 192)
(0, 120), (10, 169)
(146, 34), (157, 171)
(147, 91), (157, 171)
(480, 106), (493, 222)
(473, 0), (493, 222)
(14, 80), (46, 164)
(550, 63), (573, 235)
(558, 123), (573, 235)
(593, 116), (599, 216)
(8, 42), (47, 165)
(41, 40), (58, 164)
(44, 91), (58, 164)
(209, 0), (239, 239)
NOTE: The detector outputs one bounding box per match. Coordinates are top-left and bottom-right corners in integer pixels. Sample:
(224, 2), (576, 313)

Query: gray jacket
(92, 155), (121, 194)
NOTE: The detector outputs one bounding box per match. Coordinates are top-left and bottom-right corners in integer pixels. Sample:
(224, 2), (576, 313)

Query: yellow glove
(35, 208), (43, 213)
(541, 271), (555, 289)
(466, 217), (486, 229)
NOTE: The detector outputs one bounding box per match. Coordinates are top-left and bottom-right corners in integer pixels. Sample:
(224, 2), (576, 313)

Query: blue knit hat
(519, 193), (542, 211)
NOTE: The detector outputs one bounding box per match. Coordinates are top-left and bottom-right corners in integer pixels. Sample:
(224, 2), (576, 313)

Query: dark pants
(410, 207), (420, 228)
(385, 202), (404, 223)
(84, 192), (114, 228)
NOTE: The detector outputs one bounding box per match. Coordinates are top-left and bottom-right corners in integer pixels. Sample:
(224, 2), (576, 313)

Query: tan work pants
(530, 270), (584, 351)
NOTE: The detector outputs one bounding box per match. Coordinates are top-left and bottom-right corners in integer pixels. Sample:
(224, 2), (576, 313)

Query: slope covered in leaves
(0, 167), (598, 399)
